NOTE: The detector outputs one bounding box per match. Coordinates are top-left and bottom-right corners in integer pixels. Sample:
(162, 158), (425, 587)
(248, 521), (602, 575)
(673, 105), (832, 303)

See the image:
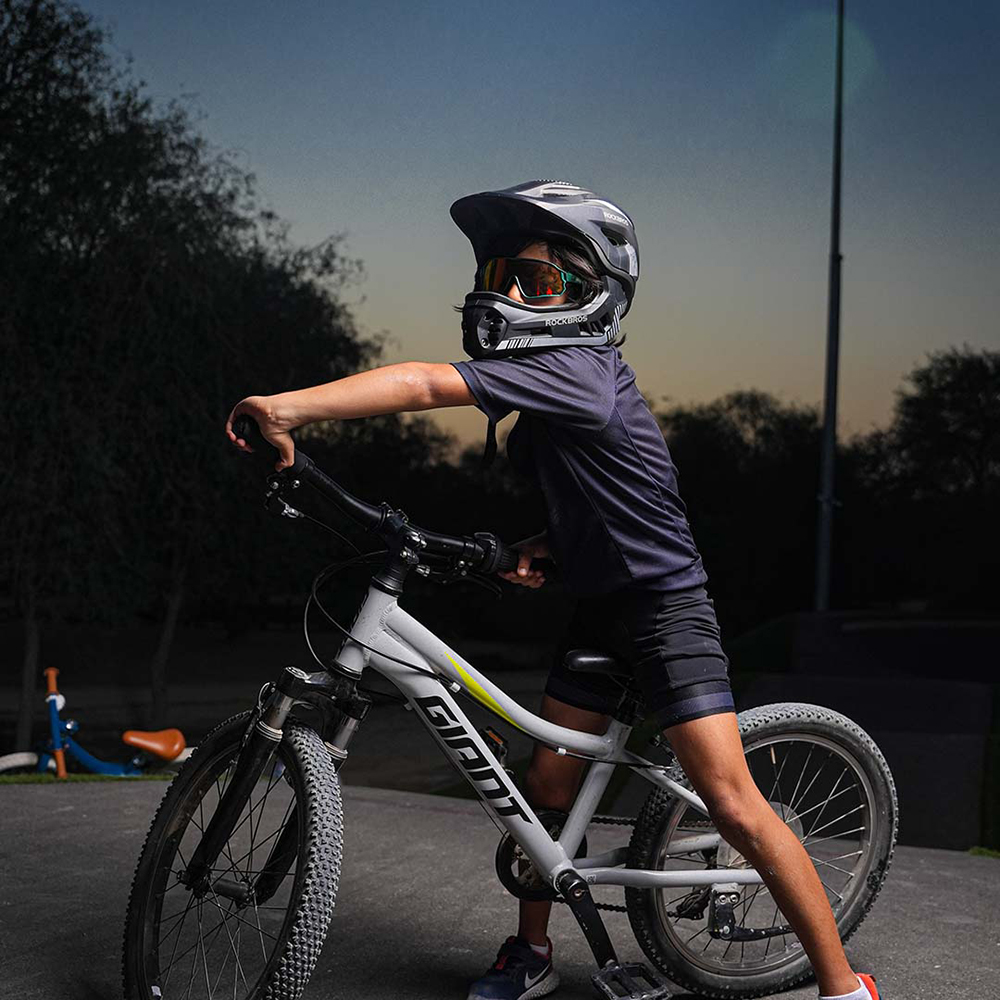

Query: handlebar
(232, 415), (520, 577)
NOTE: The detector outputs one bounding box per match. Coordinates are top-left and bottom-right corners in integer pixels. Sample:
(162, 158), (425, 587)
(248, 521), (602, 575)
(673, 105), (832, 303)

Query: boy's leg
(664, 710), (863, 999)
(517, 694), (610, 946)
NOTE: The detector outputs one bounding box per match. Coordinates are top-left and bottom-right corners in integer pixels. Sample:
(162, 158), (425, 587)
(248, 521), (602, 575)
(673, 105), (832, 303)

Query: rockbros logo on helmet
(544, 314), (587, 327)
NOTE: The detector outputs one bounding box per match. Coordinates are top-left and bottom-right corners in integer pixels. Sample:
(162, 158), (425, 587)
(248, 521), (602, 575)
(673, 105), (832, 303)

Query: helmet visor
(476, 257), (584, 303)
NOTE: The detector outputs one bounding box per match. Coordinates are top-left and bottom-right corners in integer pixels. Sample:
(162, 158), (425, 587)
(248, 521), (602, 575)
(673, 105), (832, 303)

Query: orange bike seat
(121, 728), (187, 761)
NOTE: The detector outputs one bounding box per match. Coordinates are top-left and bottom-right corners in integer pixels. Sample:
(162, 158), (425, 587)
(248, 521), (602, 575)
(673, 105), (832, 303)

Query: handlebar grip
(497, 546), (519, 573)
(232, 413), (268, 451)
(231, 414), (310, 475)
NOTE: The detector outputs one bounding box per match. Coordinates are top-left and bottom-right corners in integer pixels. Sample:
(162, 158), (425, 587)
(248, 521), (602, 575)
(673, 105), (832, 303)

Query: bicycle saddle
(563, 648), (631, 678)
(121, 728), (186, 761)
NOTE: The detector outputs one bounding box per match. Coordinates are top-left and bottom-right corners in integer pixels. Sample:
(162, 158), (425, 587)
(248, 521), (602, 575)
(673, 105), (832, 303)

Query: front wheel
(123, 712), (343, 1000)
(626, 702), (898, 999)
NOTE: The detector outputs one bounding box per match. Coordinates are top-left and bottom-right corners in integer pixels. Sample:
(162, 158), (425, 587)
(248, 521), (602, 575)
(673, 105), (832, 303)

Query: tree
(0, 0), (416, 736)
(657, 390), (822, 633)
(860, 345), (1000, 500)
(843, 346), (1000, 610)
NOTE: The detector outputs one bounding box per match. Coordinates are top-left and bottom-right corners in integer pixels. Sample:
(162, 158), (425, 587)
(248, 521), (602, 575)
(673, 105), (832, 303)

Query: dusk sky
(81, 0), (999, 448)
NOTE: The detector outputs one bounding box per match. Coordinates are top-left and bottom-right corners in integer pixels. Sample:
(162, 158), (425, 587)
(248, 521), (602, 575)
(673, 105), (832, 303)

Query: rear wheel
(626, 702), (897, 999)
(122, 712), (343, 1000)
(0, 752), (54, 775)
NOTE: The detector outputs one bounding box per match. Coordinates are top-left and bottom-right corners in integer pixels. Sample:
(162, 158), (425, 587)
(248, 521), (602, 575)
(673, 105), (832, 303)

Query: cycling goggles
(476, 257), (584, 302)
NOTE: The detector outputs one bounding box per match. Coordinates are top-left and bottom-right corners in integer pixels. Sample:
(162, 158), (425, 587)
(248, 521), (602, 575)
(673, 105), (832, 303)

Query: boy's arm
(273, 362), (474, 424)
(225, 362), (476, 470)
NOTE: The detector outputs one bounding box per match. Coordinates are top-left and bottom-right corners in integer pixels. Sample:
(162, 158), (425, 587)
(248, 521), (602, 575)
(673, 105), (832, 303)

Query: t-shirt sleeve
(450, 348), (616, 432)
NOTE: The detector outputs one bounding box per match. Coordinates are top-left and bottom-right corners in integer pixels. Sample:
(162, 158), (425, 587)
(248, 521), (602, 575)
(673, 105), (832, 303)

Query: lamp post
(814, 0), (845, 612)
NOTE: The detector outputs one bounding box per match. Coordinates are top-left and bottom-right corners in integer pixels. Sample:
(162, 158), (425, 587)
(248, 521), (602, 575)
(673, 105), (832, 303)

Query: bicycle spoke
(205, 791), (294, 892)
(209, 924), (235, 998)
(762, 902), (781, 958)
(786, 743), (815, 816)
(740, 883), (766, 928)
(247, 762), (285, 877)
(765, 744), (790, 820)
(250, 892), (269, 962)
(199, 899), (214, 1000)
(818, 875), (845, 902)
(223, 800), (294, 877)
(684, 925), (709, 945)
(183, 901), (203, 1000)
(793, 781), (854, 822)
(808, 856), (859, 878)
(235, 908), (244, 999)
(162, 893), (196, 988)
(246, 765), (282, 880)
(223, 763), (285, 864)
(801, 825), (865, 849)
(158, 902), (197, 946)
(208, 888), (249, 995)
(163, 907), (232, 978)
(802, 768), (848, 834)
(806, 803), (865, 841)
(789, 750), (833, 816)
(203, 893), (280, 942)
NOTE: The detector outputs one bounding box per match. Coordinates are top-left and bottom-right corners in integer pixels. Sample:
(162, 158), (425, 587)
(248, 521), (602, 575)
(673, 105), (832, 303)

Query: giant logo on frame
(415, 695), (533, 824)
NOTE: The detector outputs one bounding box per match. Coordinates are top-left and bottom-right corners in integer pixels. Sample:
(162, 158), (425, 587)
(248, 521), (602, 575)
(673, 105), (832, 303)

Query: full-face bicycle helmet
(451, 180), (639, 360)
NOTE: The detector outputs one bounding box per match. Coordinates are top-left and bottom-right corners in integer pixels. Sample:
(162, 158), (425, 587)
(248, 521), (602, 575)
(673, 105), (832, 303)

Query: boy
(226, 180), (880, 1000)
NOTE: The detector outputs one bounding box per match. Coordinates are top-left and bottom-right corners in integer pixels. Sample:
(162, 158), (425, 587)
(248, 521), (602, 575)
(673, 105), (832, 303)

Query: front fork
(181, 664), (368, 897)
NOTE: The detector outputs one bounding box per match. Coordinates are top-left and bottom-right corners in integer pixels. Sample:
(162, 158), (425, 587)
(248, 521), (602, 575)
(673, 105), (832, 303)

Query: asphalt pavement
(1, 781), (998, 1000)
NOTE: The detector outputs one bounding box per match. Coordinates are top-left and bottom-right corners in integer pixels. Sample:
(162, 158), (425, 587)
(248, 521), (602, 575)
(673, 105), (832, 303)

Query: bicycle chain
(589, 813), (637, 827)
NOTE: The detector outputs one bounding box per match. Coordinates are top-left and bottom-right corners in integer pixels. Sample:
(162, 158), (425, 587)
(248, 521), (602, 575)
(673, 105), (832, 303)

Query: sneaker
(858, 973), (882, 1000)
(466, 935), (560, 1000)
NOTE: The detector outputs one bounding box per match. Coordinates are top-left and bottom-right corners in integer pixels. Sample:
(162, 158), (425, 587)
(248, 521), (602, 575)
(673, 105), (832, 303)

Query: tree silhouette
(0, 0), (430, 737)
(657, 390), (822, 634)
(843, 346), (1000, 611)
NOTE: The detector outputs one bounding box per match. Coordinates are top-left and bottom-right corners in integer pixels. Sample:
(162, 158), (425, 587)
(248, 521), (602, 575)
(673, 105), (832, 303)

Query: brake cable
(303, 555), (468, 684)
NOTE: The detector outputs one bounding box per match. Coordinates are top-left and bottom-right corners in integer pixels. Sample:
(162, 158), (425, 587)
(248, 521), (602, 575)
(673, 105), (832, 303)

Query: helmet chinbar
(461, 282), (627, 360)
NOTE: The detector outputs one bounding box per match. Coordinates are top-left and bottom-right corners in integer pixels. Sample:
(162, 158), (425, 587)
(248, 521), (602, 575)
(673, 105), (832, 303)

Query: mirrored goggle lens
(478, 258), (572, 300)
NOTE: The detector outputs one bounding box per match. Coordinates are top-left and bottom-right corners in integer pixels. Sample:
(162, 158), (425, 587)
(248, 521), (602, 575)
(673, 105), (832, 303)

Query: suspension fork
(253, 676), (371, 905)
(181, 666), (313, 891)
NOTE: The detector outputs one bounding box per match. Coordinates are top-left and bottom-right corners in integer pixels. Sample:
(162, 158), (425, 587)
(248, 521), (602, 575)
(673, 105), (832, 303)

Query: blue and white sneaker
(466, 935), (560, 1000)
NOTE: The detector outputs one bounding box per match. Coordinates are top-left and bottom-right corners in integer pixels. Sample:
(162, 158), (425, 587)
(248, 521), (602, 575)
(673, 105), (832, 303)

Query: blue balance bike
(0, 668), (190, 777)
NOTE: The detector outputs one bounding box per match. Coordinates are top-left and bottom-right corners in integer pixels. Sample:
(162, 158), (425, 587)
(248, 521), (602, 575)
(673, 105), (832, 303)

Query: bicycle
(122, 416), (898, 1000)
(0, 667), (190, 778)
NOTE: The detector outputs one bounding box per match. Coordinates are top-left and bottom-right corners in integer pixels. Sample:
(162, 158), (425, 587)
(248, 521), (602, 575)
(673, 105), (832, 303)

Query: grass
(968, 846), (1000, 859)
(0, 771), (173, 784)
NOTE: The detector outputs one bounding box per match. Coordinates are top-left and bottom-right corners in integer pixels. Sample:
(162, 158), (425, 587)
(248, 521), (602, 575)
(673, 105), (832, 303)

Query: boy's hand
(499, 533), (552, 589)
(225, 394), (297, 471)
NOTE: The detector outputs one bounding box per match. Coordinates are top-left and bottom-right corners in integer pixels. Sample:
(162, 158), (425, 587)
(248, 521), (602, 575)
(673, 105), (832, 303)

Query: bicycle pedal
(591, 961), (672, 999)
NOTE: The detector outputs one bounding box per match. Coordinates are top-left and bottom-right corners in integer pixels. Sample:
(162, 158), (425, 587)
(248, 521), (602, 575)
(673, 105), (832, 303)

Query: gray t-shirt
(451, 346), (707, 598)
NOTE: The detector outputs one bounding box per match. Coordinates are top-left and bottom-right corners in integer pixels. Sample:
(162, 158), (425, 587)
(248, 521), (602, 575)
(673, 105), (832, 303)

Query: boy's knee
(705, 786), (774, 850)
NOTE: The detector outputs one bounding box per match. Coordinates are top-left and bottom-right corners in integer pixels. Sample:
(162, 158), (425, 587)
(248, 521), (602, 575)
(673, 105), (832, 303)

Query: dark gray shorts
(544, 584), (735, 729)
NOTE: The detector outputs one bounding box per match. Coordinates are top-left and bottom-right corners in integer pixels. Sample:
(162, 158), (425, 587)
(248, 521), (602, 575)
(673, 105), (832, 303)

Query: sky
(80, 0), (1000, 448)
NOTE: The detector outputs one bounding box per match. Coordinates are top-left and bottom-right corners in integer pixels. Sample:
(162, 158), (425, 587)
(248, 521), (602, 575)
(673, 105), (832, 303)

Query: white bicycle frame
(334, 582), (764, 893)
